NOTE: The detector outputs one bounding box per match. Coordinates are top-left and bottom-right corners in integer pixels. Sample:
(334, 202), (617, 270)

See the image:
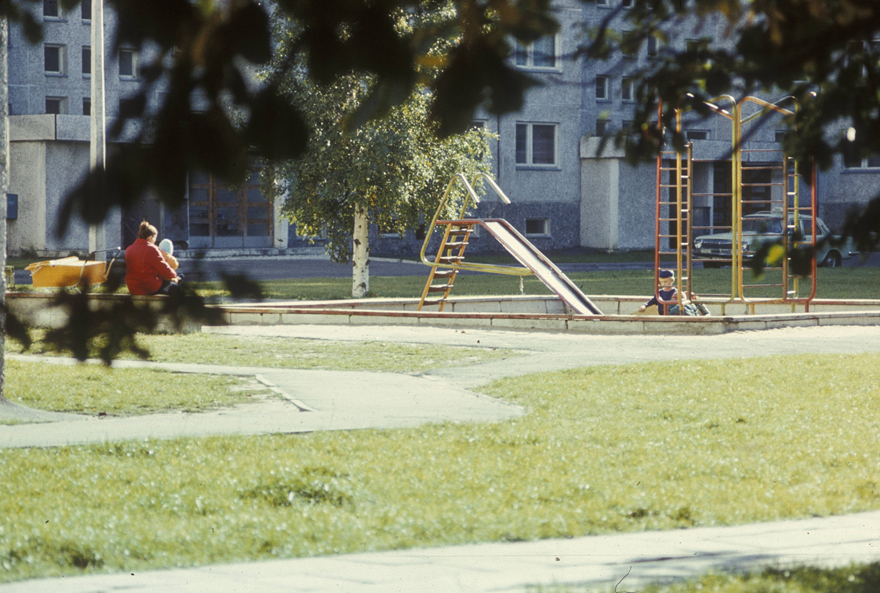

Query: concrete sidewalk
(1, 357), (522, 448)
(2, 510), (878, 592)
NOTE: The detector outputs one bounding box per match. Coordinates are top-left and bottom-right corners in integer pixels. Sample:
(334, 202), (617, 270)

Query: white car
(693, 211), (857, 268)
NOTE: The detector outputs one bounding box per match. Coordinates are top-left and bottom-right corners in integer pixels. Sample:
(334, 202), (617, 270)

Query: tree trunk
(351, 204), (370, 298)
(0, 17), (8, 402)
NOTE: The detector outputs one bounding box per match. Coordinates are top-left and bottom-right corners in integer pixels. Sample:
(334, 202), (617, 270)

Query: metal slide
(418, 173), (601, 315)
(479, 219), (602, 315)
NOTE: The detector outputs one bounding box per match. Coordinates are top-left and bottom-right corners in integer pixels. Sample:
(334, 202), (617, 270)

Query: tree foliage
(263, 9), (493, 265)
(52, 0), (556, 231)
(4, 0), (880, 370)
(585, 0), (880, 249)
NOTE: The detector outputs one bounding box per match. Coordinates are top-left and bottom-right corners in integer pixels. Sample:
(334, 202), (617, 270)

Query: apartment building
(6, 0), (288, 256)
(6, 0), (877, 258)
(372, 0), (880, 258)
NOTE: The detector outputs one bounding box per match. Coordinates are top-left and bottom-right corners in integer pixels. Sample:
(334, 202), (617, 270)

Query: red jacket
(125, 238), (177, 295)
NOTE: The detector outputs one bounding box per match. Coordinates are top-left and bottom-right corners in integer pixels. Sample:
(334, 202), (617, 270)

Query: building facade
(7, 0), (879, 259)
(371, 0), (880, 258)
(6, 0), (289, 257)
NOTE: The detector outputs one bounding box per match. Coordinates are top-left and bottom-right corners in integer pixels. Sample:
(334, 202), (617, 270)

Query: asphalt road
(13, 251), (880, 284)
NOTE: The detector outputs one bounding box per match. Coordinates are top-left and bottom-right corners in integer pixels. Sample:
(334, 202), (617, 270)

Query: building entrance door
(188, 170), (272, 249)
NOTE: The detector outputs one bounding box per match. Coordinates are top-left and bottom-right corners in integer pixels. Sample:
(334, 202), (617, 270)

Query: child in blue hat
(638, 269), (709, 315)
(638, 269), (678, 315)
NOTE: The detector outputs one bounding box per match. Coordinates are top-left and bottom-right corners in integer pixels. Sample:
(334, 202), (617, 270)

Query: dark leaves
(1, 1), (45, 44)
(3, 308), (32, 352)
(430, 39), (537, 137)
(246, 87), (310, 161)
(42, 285), (225, 365)
(220, 273), (265, 301)
(843, 194), (880, 254)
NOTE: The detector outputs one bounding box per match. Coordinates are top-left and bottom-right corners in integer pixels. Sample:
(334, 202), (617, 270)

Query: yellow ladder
(418, 222), (475, 311)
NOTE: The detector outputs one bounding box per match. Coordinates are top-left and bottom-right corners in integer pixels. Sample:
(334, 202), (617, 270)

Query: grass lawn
(2, 353), (879, 583)
(8, 332), (515, 374)
(3, 360), (267, 417)
(11, 264), (880, 301)
(187, 266), (880, 301)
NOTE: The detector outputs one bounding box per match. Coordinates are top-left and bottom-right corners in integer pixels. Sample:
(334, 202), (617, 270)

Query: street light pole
(89, 0), (106, 255)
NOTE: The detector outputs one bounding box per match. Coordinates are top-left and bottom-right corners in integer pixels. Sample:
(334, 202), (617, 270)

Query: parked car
(693, 211), (857, 268)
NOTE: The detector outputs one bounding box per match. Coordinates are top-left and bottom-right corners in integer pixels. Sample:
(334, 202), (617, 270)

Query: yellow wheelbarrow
(25, 248), (122, 290)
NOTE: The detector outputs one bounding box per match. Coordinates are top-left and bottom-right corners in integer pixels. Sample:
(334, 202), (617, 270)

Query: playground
(214, 97), (878, 334)
(9, 96), (879, 335)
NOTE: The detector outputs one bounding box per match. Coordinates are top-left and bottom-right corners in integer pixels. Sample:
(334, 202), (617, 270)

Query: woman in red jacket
(125, 222), (181, 295)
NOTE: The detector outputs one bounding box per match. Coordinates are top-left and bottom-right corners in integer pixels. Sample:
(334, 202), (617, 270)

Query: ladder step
(420, 298), (445, 306)
(438, 256), (464, 263)
(432, 269), (454, 278)
(443, 241), (469, 248)
(427, 284), (453, 292)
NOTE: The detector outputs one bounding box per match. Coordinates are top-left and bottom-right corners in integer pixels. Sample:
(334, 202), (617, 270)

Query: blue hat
(659, 269), (674, 279)
(158, 239), (173, 255)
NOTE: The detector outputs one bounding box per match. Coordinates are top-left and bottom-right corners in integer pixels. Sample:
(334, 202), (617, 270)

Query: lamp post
(89, 0), (106, 255)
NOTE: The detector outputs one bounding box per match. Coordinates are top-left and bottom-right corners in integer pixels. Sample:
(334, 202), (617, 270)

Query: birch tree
(264, 11), (492, 297)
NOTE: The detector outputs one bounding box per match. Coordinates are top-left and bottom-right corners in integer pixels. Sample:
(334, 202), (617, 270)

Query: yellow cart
(25, 249), (121, 289)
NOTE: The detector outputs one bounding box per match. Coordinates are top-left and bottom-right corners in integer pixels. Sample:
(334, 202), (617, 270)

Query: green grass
(12, 264), (880, 301)
(185, 267), (880, 301)
(4, 360), (265, 417)
(9, 332), (515, 373)
(2, 353), (879, 582)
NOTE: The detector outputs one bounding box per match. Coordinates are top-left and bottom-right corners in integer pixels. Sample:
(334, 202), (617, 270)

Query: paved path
(0, 358), (522, 448)
(207, 323), (880, 388)
(2, 324), (880, 591)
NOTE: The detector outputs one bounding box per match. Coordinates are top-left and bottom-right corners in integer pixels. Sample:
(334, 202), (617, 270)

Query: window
(82, 46), (90, 76)
(119, 49), (138, 78)
(45, 97), (66, 114)
(647, 36), (661, 57)
(43, 0), (59, 18)
(775, 130), (787, 143)
(514, 35), (557, 69)
(596, 76), (609, 100)
(595, 119), (608, 136)
(44, 44), (65, 75)
(621, 0), (633, 6)
(515, 123), (557, 166)
(83, 98), (91, 116)
(844, 154), (880, 169)
(686, 130), (709, 140)
(188, 168), (274, 248)
(622, 78), (634, 101)
(81, 0), (91, 20)
(621, 33), (636, 58)
(119, 98), (140, 118)
(525, 218), (550, 236)
(596, 0), (609, 6)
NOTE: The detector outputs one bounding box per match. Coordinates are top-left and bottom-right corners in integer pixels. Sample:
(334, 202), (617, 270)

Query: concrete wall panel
(8, 142), (48, 252)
